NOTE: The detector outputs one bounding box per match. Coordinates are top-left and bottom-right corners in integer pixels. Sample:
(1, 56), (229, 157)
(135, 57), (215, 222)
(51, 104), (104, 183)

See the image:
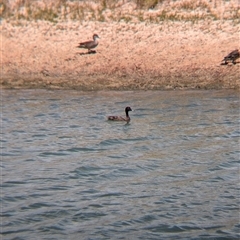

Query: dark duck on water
(107, 107), (133, 123)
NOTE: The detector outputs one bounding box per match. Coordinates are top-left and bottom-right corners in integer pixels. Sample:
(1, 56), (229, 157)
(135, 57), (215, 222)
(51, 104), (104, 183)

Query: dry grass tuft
(1, 0), (239, 23)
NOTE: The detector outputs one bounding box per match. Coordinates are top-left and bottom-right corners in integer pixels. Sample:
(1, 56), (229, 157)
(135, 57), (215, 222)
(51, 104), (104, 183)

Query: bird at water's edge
(107, 107), (133, 123)
(221, 49), (239, 65)
(77, 34), (100, 53)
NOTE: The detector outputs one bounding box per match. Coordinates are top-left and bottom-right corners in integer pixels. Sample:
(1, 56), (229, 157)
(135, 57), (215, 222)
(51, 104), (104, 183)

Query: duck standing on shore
(221, 49), (239, 65)
(77, 34), (100, 53)
(107, 107), (133, 123)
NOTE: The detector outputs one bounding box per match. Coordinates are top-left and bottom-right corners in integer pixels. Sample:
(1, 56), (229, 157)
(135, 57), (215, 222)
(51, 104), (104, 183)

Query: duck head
(125, 106), (132, 113)
(93, 34), (100, 40)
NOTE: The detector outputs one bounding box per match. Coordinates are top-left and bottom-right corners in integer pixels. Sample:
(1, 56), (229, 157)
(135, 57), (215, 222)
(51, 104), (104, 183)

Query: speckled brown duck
(222, 49), (239, 65)
(107, 107), (133, 123)
(77, 34), (100, 53)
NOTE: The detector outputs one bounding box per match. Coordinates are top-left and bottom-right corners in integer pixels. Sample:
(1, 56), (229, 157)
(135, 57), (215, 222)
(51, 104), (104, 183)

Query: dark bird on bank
(77, 34), (100, 53)
(221, 49), (239, 65)
(107, 107), (133, 123)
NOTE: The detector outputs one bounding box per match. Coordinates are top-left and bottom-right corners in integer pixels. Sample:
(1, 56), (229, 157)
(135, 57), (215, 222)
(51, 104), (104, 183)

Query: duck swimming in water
(107, 107), (133, 123)
(77, 34), (100, 53)
(222, 49), (239, 65)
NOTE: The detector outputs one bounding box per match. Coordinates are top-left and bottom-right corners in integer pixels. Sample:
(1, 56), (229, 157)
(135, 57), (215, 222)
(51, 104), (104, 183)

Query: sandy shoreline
(1, 19), (240, 90)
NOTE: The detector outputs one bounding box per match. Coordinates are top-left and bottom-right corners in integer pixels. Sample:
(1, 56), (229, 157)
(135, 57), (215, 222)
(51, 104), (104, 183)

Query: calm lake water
(2, 89), (240, 240)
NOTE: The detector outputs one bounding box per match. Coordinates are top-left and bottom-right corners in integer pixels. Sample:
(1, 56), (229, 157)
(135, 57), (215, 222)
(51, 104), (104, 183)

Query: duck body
(77, 34), (100, 53)
(107, 107), (132, 123)
(222, 49), (239, 65)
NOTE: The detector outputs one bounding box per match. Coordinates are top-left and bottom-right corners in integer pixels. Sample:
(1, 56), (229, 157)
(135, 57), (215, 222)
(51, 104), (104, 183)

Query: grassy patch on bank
(0, 0), (239, 23)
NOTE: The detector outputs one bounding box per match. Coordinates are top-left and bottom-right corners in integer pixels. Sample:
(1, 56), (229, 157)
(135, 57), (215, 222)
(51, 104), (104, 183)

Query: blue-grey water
(1, 89), (240, 240)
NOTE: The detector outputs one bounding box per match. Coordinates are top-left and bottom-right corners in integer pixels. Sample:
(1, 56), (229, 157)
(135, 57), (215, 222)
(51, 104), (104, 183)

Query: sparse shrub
(136, 0), (159, 9)
(0, 0), (11, 18)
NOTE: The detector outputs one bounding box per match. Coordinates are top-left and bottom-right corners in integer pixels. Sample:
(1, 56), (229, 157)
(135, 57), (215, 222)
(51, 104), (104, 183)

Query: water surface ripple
(2, 90), (240, 239)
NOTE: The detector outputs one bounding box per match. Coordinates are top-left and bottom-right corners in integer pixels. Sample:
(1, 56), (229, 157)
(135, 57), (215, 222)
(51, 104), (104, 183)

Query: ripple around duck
(38, 151), (69, 157)
(2, 90), (240, 239)
(99, 138), (124, 146)
(64, 147), (103, 153)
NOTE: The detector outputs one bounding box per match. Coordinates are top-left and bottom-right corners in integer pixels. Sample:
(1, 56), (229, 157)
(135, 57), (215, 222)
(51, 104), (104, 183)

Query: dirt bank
(1, 19), (240, 90)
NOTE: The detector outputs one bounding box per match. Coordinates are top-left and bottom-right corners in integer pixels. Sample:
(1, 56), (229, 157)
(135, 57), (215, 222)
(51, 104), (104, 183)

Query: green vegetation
(0, 0), (239, 23)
